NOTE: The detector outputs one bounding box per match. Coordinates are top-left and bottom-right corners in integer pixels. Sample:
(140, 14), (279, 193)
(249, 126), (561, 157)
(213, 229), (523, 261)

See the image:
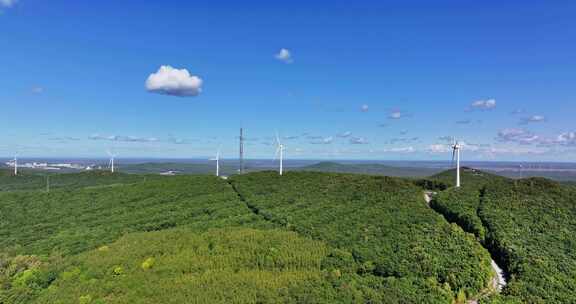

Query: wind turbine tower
(13, 154), (18, 176)
(107, 150), (117, 173)
(452, 139), (461, 188)
(274, 132), (285, 176)
(211, 146), (221, 177)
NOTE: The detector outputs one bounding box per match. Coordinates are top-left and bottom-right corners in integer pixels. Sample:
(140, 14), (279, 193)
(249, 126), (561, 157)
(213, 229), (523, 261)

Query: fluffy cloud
(0, 0), (17, 8)
(146, 66), (203, 97)
(493, 129), (576, 148)
(557, 132), (576, 146)
(275, 48), (293, 63)
(470, 99), (496, 110)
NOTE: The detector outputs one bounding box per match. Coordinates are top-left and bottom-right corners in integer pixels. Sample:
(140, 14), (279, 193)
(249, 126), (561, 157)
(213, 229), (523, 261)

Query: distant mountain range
(3, 159), (576, 181)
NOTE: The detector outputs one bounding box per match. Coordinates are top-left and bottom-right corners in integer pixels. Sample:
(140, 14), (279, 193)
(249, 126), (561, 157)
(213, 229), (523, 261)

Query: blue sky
(1, 0), (575, 161)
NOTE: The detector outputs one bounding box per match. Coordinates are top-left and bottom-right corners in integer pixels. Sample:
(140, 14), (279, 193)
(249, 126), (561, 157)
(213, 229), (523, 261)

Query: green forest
(0, 168), (575, 303)
(432, 171), (576, 303)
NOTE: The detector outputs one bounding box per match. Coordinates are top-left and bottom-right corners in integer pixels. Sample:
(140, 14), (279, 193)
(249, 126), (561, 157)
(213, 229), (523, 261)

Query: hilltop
(299, 161), (442, 177)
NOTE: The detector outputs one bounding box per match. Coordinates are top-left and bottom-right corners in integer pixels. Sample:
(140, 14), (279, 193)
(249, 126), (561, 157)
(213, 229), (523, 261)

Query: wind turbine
(106, 150), (117, 173)
(451, 138), (461, 188)
(274, 132), (285, 176)
(210, 146), (222, 177)
(13, 153), (18, 176)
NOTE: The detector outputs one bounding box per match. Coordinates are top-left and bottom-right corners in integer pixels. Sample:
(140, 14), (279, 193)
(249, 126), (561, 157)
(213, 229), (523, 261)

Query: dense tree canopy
(2, 168), (572, 303)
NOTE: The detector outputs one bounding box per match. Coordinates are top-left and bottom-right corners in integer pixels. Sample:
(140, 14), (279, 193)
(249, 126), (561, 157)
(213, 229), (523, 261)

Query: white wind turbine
(106, 150), (117, 173)
(210, 146), (222, 177)
(273, 132), (285, 176)
(13, 153), (19, 176)
(451, 138), (461, 188)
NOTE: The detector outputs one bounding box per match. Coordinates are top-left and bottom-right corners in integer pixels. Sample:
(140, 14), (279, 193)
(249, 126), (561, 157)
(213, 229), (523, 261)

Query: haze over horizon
(1, 0), (575, 162)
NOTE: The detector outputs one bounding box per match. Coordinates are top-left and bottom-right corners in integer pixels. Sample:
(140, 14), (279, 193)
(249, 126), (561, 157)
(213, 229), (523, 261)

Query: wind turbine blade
(275, 130), (281, 146)
(451, 147), (455, 167)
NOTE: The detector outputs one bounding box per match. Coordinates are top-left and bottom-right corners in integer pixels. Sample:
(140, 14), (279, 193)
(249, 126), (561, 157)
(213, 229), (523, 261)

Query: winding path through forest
(423, 191), (507, 303)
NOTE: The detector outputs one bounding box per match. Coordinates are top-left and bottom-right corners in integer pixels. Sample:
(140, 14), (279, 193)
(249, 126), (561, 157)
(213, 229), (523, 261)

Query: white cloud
(388, 137), (419, 144)
(89, 134), (159, 143)
(557, 132), (576, 146)
(382, 146), (415, 153)
(145, 65), (203, 97)
(349, 137), (369, 145)
(283, 135), (299, 140)
(337, 131), (352, 138)
(470, 98), (496, 110)
(520, 115), (546, 124)
(459, 141), (482, 152)
(496, 128), (539, 145)
(389, 111), (402, 119)
(275, 48), (293, 63)
(483, 146), (549, 156)
(428, 144), (450, 154)
(360, 104), (369, 112)
(310, 136), (333, 145)
(0, 0), (17, 8)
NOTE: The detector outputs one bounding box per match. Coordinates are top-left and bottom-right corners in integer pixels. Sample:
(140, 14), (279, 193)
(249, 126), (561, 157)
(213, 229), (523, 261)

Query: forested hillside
(0, 175), (270, 303)
(230, 171), (494, 302)
(32, 228), (363, 304)
(432, 174), (576, 303)
(0, 175), (265, 256)
(0, 170), (155, 192)
(0, 170), (498, 303)
(1, 168), (573, 303)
